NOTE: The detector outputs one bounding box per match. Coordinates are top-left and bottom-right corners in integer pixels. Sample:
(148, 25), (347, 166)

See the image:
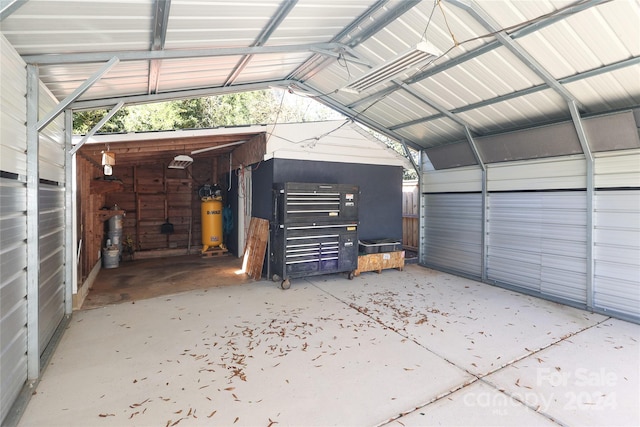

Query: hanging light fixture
(342, 41), (440, 93)
(168, 154), (193, 169)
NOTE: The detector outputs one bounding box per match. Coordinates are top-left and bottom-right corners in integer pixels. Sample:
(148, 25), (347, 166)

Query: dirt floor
(81, 253), (254, 310)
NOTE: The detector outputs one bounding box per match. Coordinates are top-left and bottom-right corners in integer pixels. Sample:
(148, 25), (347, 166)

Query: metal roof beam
(447, 0), (584, 109)
(0, 0), (27, 21)
(285, 0), (389, 80)
(289, 0), (420, 81)
(294, 81), (423, 151)
(390, 55), (640, 131)
(348, 85), (400, 109)
(400, 85), (479, 133)
(309, 47), (371, 67)
(37, 57), (119, 131)
(71, 80), (287, 110)
(148, 0), (171, 95)
(22, 42), (347, 65)
(224, 0), (298, 87)
(356, 0), (606, 106)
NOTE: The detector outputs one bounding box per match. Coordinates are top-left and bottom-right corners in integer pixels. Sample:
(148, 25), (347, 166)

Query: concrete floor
(19, 264), (640, 426)
(82, 254), (251, 309)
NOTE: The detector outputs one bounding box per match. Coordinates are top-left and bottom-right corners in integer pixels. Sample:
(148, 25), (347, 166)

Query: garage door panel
(487, 191), (587, 304)
(423, 193), (482, 278)
(594, 189), (640, 320)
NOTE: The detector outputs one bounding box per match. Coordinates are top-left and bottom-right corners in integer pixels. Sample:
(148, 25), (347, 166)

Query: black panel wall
(225, 169), (240, 256)
(251, 159), (275, 221)
(251, 158), (403, 241)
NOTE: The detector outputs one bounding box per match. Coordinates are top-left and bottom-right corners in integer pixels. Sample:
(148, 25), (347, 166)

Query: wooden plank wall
(402, 180), (419, 250)
(105, 163), (194, 252)
(76, 155), (106, 282)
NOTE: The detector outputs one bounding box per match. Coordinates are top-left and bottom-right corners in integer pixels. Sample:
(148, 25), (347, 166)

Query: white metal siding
(487, 192), (587, 304)
(423, 166), (483, 193)
(264, 121), (411, 168)
(35, 79), (67, 354)
(593, 149), (640, 320)
(39, 83), (65, 183)
(38, 184), (65, 352)
(423, 193), (482, 278)
(0, 34), (27, 176)
(594, 149), (640, 189)
(0, 179), (28, 425)
(487, 155), (586, 191)
(0, 34), (28, 426)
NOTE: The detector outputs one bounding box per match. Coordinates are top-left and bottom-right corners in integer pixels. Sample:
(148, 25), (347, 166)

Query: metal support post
(464, 126), (487, 281)
(26, 64), (40, 380)
(569, 101), (594, 310)
(64, 109), (75, 314)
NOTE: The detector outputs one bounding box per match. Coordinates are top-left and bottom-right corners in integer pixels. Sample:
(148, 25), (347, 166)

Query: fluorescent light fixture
(168, 154), (193, 169)
(342, 41), (440, 93)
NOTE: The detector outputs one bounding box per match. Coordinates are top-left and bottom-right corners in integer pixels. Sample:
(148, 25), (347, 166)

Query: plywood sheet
(243, 217), (269, 280)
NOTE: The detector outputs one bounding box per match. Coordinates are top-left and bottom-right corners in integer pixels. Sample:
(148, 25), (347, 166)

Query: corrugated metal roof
(2, 0), (639, 153)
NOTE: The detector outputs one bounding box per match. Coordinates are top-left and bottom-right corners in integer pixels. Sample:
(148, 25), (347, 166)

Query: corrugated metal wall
(0, 179), (28, 424)
(593, 150), (640, 321)
(486, 191), (587, 304)
(1, 33), (68, 424)
(423, 193), (483, 278)
(37, 81), (67, 354)
(485, 157), (588, 304)
(38, 184), (65, 352)
(0, 34), (28, 425)
(422, 142), (640, 322)
(422, 166), (483, 277)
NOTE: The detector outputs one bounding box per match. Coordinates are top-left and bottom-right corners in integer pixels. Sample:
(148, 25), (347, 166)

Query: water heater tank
(201, 196), (223, 252)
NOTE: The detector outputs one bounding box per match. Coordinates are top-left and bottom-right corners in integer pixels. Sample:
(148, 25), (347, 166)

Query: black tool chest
(270, 182), (359, 289)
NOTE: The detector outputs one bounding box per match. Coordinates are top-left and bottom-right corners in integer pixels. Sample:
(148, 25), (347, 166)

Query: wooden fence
(402, 180), (419, 250)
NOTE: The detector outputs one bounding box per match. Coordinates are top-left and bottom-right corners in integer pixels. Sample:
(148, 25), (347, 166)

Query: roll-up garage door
(38, 183), (65, 352)
(423, 193), (482, 278)
(486, 191), (587, 304)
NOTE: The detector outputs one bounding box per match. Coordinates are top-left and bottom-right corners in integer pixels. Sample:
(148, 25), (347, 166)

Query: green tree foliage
(73, 89), (341, 134)
(73, 89), (417, 179)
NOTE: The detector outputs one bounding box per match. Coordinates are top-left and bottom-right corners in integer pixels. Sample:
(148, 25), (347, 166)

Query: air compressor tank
(201, 196), (223, 252)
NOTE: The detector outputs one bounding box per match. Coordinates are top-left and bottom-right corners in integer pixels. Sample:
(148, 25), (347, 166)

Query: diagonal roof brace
(0, 0), (27, 21)
(37, 57), (119, 132)
(70, 101), (125, 156)
(448, 0), (585, 111)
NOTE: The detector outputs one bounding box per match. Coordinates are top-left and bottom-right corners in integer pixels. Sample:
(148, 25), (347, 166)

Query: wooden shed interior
(75, 131), (265, 291)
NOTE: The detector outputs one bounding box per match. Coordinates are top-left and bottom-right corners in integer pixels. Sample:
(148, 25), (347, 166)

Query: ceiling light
(168, 154), (193, 169)
(342, 41), (440, 93)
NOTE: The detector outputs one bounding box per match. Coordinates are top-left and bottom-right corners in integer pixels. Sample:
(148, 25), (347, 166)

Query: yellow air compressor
(201, 196), (223, 253)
